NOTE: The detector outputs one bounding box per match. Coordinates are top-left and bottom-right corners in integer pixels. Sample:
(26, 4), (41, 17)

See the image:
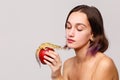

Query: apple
(39, 47), (54, 64)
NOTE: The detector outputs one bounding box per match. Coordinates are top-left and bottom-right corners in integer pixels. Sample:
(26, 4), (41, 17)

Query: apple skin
(39, 47), (54, 64)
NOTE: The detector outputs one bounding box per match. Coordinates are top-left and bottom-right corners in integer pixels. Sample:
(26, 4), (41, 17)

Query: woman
(44, 5), (119, 80)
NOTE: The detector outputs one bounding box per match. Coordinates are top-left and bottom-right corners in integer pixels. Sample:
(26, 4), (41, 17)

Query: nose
(68, 28), (75, 37)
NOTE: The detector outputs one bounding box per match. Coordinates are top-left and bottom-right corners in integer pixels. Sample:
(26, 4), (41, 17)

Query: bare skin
(44, 11), (119, 80)
(44, 49), (119, 80)
(63, 52), (119, 80)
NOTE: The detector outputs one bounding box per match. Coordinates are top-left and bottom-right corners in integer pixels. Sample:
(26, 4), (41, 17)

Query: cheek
(65, 30), (69, 37)
(76, 32), (91, 42)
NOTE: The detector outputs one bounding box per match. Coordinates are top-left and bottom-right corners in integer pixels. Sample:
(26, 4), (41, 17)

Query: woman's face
(65, 12), (93, 49)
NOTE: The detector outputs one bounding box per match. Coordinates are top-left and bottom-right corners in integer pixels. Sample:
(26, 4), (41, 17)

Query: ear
(90, 33), (94, 41)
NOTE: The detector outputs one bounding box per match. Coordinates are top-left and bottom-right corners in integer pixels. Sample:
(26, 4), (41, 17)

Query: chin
(66, 44), (76, 49)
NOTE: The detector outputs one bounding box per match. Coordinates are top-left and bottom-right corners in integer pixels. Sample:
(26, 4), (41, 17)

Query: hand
(44, 51), (62, 78)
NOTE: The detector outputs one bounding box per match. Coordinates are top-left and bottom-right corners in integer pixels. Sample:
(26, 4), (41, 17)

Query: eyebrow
(76, 23), (87, 28)
(67, 21), (87, 28)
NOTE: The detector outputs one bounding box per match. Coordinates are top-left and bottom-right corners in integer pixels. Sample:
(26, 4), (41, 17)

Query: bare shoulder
(62, 57), (75, 80)
(94, 53), (119, 80)
(99, 54), (115, 69)
(63, 56), (75, 69)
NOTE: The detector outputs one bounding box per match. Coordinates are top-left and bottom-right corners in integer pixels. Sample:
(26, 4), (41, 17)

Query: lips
(67, 39), (75, 43)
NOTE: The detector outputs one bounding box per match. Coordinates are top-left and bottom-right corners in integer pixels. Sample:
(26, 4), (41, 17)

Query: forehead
(67, 12), (90, 27)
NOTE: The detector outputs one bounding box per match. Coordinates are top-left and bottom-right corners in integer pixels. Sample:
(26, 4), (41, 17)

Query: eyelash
(66, 26), (83, 32)
(66, 23), (83, 31)
(66, 27), (71, 29)
(77, 29), (82, 31)
(66, 24), (71, 29)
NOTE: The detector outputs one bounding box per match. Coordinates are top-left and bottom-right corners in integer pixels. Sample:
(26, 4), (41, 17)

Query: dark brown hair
(65, 5), (109, 54)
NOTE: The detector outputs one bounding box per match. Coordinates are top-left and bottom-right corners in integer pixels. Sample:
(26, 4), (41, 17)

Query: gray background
(0, 0), (119, 80)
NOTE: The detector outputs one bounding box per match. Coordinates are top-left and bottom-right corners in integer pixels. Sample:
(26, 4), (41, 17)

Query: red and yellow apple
(36, 42), (62, 65)
(38, 47), (54, 64)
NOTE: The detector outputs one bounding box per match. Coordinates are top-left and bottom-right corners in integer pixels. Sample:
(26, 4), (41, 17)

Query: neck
(74, 42), (93, 63)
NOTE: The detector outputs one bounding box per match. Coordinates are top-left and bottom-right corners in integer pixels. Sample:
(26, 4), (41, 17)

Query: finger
(44, 59), (53, 68)
(45, 51), (56, 59)
(44, 55), (57, 65)
(48, 51), (60, 59)
(45, 51), (61, 64)
(44, 59), (56, 70)
(51, 51), (61, 62)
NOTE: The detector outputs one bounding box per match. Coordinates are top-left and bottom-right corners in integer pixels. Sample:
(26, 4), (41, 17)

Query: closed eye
(66, 22), (72, 29)
(77, 29), (83, 31)
(76, 25), (84, 31)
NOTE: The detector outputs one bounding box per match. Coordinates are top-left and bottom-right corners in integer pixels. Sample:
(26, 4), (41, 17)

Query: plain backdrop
(0, 0), (120, 80)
